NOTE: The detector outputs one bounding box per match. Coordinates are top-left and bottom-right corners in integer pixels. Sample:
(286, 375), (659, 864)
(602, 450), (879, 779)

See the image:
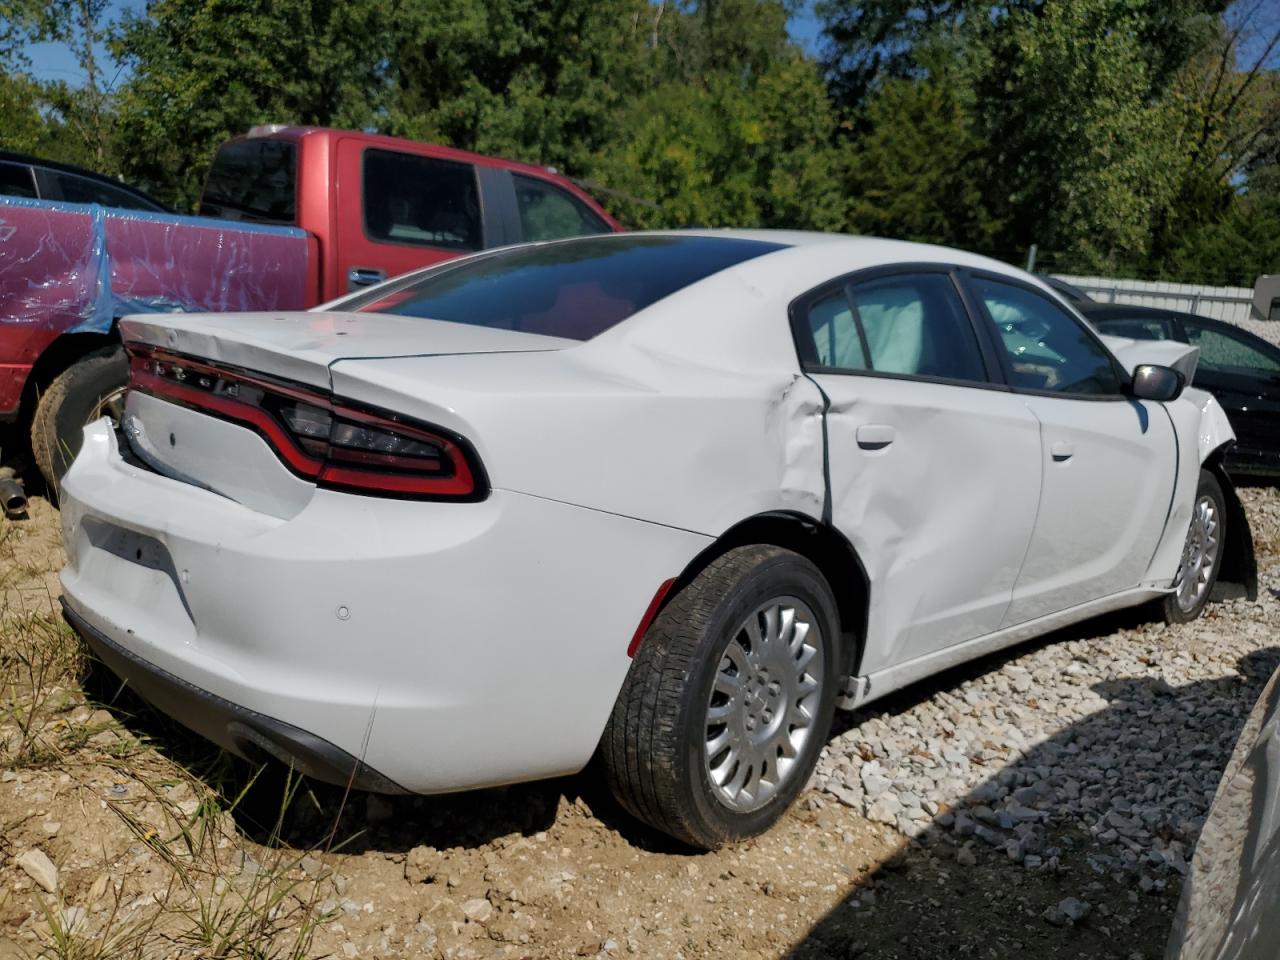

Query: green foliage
(111, 0), (397, 209)
(843, 53), (998, 248)
(0, 0), (1276, 283)
(592, 53), (845, 229)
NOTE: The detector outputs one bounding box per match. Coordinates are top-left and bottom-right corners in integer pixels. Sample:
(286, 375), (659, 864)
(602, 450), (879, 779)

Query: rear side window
(1093, 317), (1175, 342)
(50, 172), (162, 212)
(513, 174), (609, 241)
(0, 162), (37, 199)
(201, 138), (297, 224)
(801, 273), (987, 383)
(363, 149), (481, 251)
(976, 277), (1121, 395)
(1185, 323), (1280, 376)
(346, 235), (785, 341)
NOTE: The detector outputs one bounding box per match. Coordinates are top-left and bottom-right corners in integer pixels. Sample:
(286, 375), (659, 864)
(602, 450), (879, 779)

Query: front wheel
(601, 545), (841, 850)
(1163, 469), (1227, 623)
(31, 346), (128, 494)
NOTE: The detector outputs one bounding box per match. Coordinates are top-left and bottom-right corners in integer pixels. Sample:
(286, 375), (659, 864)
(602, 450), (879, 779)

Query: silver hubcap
(1174, 494), (1221, 613)
(703, 597), (824, 813)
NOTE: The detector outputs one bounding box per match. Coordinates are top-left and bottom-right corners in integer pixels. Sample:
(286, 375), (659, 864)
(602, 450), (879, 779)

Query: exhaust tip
(0, 479), (28, 518)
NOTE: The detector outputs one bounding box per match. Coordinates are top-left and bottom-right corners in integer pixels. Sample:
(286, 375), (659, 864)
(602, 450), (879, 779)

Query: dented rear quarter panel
(329, 263), (830, 538)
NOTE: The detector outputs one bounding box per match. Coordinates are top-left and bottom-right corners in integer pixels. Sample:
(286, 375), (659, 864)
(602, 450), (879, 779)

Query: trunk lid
(119, 310), (575, 389)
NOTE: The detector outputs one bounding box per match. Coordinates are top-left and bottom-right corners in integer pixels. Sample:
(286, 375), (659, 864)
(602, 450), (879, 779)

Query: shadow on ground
(789, 645), (1280, 960)
(78, 654), (684, 856)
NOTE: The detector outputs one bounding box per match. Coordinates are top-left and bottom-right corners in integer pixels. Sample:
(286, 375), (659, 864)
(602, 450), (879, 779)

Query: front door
(967, 274), (1177, 625)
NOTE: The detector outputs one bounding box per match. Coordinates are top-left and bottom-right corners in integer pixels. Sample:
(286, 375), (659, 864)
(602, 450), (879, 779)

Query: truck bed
(0, 195), (312, 414)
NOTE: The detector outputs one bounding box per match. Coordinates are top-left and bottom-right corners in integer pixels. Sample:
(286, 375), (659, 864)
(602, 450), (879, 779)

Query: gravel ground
(1, 488), (1277, 959)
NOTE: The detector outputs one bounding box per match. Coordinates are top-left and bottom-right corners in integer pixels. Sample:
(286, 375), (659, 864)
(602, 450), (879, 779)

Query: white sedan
(59, 231), (1255, 849)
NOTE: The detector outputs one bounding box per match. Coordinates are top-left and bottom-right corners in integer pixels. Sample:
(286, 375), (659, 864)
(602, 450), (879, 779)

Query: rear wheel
(601, 545), (840, 850)
(31, 346), (128, 494)
(1163, 469), (1226, 623)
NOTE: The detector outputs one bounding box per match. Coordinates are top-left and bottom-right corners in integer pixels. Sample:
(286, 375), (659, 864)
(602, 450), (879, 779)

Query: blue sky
(25, 1), (825, 87)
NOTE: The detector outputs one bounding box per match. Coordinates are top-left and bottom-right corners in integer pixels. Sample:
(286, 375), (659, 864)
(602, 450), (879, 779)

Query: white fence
(1055, 275), (1254, 323)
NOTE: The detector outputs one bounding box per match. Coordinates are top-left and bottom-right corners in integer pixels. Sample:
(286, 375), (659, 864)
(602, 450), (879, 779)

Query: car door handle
(347, 267), (387, 290)
(1050, 441), (1075, 462)
(856, 424), (896, 450)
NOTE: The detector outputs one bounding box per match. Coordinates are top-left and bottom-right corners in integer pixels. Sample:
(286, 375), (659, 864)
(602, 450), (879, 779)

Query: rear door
(508, 172), (612, 243)
(794, 266), (1043, 673)
(334, 140), (488, 295)
(968, 274), (1177, 625)
(1182, 319), (1280, 473)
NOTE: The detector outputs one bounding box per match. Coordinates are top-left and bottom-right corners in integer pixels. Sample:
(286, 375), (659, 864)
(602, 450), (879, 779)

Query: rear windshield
(343, 235), (786, 340)
(200, 138), (297, 224)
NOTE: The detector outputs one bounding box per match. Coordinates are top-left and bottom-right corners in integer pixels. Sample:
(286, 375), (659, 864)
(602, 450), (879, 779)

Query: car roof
(1077, 302), (1202, 322)
(0, 150), (167, 208)
(620, 228), (1046, 292)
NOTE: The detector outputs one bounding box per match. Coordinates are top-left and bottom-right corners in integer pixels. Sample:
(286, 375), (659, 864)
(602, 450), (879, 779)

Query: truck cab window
(363, 150), (482, 251)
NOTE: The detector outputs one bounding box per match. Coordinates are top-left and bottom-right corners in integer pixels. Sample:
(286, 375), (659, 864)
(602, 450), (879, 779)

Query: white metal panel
(813, 376), (1042, 672)
(1002, 396), (1176, 624)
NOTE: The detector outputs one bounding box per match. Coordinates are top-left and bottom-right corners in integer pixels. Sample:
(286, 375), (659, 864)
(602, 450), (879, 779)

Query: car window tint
(976, 278), (1121, 395)
(513, 174), (609, 241)
(1186, 323), (1280, 376)
(1094, 317), (1174, 341)
(200, 138), (296, 223)
(363, 149), (481, 251)
(0, 162), (37, 199)
(807, 290), (868, 369)
(51, 172), (158, 211)
(347, 235), (785, 340)
(824, 273), (986, 381)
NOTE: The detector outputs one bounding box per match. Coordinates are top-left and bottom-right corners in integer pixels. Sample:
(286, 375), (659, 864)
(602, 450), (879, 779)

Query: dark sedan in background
(1081, 303), (1280, 483)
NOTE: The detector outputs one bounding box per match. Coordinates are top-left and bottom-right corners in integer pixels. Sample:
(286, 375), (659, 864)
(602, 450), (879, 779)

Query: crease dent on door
(771, 373), (828, 521)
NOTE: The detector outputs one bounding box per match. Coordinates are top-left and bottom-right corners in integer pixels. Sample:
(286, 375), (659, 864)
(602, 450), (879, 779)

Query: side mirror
(1130, 364), (1185, 402)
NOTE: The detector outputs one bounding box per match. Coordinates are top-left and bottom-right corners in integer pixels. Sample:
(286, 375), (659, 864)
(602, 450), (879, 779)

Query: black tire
(31, 346), (128, 494)
(601, 545), (841, 850)
(1163, 469), (1227, 624)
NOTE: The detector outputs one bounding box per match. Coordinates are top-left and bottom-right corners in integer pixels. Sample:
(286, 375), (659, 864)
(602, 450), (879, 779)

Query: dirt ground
(1, 489), (1278, 960)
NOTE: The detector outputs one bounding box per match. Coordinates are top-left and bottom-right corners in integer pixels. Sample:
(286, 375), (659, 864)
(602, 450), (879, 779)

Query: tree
(842, 50), (998, 249)
(386, 0), (650, 176)
(588, 2), (845, 229)
(111, 0), (396, 208)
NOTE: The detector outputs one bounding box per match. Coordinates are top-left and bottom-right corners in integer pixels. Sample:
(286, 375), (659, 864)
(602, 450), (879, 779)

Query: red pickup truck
(0, 126), (622, 488)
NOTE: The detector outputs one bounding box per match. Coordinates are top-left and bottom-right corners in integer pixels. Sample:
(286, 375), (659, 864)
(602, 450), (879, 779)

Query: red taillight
(126, 345), (486, 501)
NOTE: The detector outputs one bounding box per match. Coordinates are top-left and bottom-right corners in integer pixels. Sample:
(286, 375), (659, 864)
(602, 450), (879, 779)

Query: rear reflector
(126, 345), (486, 501)
(628, 578), (677, 658)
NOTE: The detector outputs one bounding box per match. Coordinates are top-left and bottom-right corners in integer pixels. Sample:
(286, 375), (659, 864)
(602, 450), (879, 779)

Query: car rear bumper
(60, 420), (710, 793)
(63, 598), (407, 792)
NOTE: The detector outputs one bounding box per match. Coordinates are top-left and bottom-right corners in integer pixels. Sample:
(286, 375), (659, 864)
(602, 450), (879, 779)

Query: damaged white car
(58, 232), (1256, 849)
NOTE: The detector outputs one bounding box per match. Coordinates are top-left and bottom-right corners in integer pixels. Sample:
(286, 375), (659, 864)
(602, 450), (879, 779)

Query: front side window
(363, 149), (481, 251)
(976, 277), (1121, 395)
(345, 234), (785, 341)
(513, 174), (609, 242)
(200, 138), (297, 224)
(1185, 323), (1280, 377)
(802, 273), (986, 383)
